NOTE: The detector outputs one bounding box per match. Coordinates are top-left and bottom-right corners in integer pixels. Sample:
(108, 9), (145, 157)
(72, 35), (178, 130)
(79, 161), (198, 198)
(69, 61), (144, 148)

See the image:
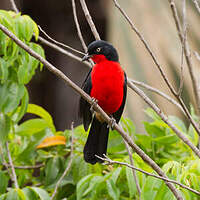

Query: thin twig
(192, 0), (200, 14)
(51, 122), (74, 200)
(112, 0), (200, 138)
(38, 25), (85, 56)
(3, 163), (44, 169)
(0, 23), (183, 200)
(38, 35), (90, 67)
(130, 79), (185, 114)
(79, 0), (100, 40)
(177, 0), (187, 96)
(169, 0), (200, 115)
(96, 155), (200, 196)
(71, 0), (87, 52)
(6, 142), (19, 189)
(127, 80), (200, 159)
(9, 0), (19, 13)
(123, 139), (141, 197)
(112, 0), (176, 95)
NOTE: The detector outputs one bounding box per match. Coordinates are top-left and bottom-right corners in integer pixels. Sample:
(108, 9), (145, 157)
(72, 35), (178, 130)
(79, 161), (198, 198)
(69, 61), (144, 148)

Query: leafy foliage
(0, 10), (200, 200)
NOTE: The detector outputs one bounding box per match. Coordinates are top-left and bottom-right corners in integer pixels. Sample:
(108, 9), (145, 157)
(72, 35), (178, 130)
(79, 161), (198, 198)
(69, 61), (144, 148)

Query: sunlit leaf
(36, 136), (66, 149)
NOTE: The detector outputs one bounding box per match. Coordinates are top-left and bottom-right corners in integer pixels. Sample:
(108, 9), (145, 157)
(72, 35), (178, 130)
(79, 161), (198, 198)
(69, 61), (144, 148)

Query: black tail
(83, 117), (109, 164)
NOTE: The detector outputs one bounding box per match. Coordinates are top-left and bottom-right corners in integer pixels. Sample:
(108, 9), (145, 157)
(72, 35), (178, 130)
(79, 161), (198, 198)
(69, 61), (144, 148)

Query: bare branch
(112, 0), (176, 95)
(6, 142), (19, 189)
(38, 25), (85, 56)
(130, 79), (185, 114)
(0, 23), (183, 199)
(169, 0), (200, 115)
(71, 0), (87, 52)
(79, 0), (100, 40)
(112, 0), (200, 139)
(9, 0), (19, 13)
(192, 0), (200, 14)
(96, 155), (200, 196)
(51, 122), (74, 200)
(127, 80), (200, 158)
(3, 163), (44, 169)
(38, 35), (90, 67)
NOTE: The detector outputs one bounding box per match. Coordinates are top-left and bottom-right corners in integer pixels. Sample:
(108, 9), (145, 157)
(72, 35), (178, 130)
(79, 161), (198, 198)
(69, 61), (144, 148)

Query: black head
(82, 40), (119, 62)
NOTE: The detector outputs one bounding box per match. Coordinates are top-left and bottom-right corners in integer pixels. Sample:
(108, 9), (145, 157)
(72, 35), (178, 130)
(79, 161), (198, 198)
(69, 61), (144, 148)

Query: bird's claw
(90, 97), (98, 113)
(107, 117), (116, 129)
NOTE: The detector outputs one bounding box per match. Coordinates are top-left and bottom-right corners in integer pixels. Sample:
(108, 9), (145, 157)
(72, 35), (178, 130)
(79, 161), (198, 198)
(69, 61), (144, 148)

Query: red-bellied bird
(79, 40), (127, 164)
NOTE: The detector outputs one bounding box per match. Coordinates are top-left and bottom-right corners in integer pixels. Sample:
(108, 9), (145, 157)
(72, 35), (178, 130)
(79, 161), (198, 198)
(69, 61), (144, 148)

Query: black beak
(82, 53), (91, 62)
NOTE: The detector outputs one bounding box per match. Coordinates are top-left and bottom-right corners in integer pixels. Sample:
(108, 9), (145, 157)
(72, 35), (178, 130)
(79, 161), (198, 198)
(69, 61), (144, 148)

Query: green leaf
(22, 188), (38, 200)
(0, 58), (8, 83)
(0, 171), (9, 194)
(0, 113), (11, 144)
(45, 157), (60, 185)
(106, 179), (120, 200)
(152, 135), (178, 144)
(111, 167), (122, 184)
(27, 104), (55, 132)
(126, 167), (137, 198)
(144, 122), (165, 137)
(82, 175), (103, 197)
(6, 189), (20, 200)
(77, 174), (94, 200)
(0, 82), (25, 114)
(29, 187), (50, 200)
(16, 119), (50, 136)
(11, 88), (29, 123)
(145, 108), (161, 120)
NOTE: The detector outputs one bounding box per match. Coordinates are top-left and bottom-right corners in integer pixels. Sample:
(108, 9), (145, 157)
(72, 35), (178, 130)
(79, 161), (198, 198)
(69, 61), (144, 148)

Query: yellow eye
(96, 47), (101, 52)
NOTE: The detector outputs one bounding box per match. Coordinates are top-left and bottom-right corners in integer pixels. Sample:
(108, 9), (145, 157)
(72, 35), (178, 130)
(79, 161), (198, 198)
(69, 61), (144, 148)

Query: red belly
(90, 61), (124, 114)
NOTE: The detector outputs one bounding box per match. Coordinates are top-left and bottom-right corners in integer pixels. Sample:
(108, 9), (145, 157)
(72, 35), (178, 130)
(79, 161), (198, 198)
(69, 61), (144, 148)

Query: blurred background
(1, 0), (200, 132)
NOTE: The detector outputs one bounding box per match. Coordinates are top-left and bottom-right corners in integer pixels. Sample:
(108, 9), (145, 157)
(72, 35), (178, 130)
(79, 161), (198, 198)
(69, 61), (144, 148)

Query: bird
(79, 40), (127, 164)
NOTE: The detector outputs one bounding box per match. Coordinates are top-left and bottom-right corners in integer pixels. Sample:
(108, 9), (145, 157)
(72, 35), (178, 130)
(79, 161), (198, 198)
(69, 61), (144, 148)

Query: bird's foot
(107, 117), (116, 129)
(90, 97), (98, 113)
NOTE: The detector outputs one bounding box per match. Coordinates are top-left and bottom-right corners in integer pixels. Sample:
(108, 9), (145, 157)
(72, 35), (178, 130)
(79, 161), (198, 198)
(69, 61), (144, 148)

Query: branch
(71, 0), (87, 52)
(38, 25), (85, 56)
(112, 0), (176, 95)
(79, 0), (100, 40)
(130, 79), (185, 114)
(51, 122), (74, 200)
(112, 0), (200, 138)
(3, 163), (44, 169)
(169, 0), (200, 115)
(0, 23), (183, 200)
(127, 80), (200, 158)
(9, 0), (19, 13)
(96, 155), (200, 196)
(192, 0), (200, 14)
(6, 142), (19, 189)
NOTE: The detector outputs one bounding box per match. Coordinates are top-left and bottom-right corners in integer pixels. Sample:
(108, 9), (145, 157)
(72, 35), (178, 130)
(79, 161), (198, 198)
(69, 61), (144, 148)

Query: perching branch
(51, 122), (74, 200)
(96, 154), (200, 196)
(0, 23), (183, 200)
(6, 142), (19, 189)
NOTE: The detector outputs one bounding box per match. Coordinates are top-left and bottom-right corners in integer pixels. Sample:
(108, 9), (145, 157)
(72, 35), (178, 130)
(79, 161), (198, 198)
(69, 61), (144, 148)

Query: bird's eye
(96, 47), (101, 52)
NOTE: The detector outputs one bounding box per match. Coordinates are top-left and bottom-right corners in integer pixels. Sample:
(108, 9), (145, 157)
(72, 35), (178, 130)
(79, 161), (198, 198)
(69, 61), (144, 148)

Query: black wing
(79, 69), (92, 131)
(112, 72), (127, 123)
